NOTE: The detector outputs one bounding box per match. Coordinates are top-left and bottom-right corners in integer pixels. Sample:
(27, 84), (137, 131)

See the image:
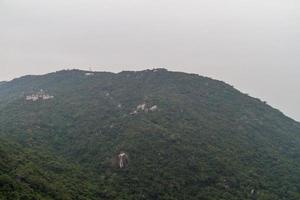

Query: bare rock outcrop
(118, 152), (129, 168)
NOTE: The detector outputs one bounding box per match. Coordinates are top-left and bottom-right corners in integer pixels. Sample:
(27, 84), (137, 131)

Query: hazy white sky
(1, 0), (300, 121)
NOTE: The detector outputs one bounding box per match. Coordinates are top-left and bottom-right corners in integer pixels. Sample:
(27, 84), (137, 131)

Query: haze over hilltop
(1, 0), (300, 120)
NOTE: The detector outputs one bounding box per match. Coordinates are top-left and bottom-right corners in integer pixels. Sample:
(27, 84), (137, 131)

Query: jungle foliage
(0, 69), (299, 199)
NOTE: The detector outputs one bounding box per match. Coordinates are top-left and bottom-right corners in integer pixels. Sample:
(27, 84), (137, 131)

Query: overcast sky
(1, 0), (299, 121)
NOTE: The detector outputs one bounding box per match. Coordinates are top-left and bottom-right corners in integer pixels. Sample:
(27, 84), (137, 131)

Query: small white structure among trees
(26, 90), (54, 101)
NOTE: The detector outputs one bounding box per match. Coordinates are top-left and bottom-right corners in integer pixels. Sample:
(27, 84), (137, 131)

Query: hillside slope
(0, 69), (299, 199)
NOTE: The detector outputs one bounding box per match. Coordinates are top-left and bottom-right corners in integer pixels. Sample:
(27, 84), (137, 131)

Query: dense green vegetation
(0, 69), (299, 199)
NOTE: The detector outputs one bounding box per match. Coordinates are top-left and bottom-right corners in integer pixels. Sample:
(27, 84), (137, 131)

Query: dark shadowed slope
(0, 69), (300, 200)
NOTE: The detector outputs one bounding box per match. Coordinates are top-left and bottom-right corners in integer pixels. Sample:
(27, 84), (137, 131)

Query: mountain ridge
(2, 68), (296, 122)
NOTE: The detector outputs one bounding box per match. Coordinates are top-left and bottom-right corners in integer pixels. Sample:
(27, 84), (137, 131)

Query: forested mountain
(0, 82), (6, 87)
(0, 69), (299, 200)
